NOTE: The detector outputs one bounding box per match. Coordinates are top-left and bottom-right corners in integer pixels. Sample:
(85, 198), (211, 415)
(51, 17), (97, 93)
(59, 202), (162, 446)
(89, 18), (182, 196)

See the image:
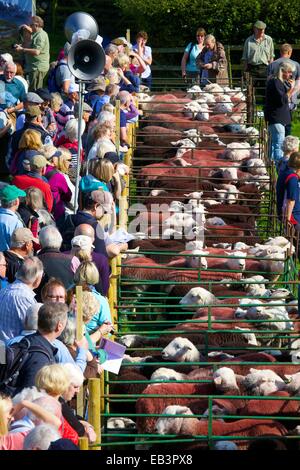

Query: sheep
(206, 216), (226, 226)
(155, 406), (287, 441)
(186, 249), (210, 269)
(214, 102), (234, 114)
(202, 133), (226, 146)
(203, 199), (221, 207)
(242, 368), (286, 395)
(106, 417), (136, 430)
(212, 243), (232, 249)
(180, 287), (217, 307)
(234, 327), (258, 346)
(183, 191), (203, 199)
(185, 240), (204, 250)
(224, 251), (247, 270)
(260, 252), (285, 274)
(171, 138), (197, 148)
(161, 337), (202, 363)
(247, 158), (267, 176)
(233, 242), (250, 250)
(187, 85), (202, 94)
(223, 142), (251, 161)
(213, 367), (239, 392)
(150, 368), (186, 383)
(284, 372), (300, 394)
(203, 83), (224, 93)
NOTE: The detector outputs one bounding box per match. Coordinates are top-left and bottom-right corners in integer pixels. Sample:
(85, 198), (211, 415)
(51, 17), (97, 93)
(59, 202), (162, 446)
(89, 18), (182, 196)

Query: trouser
(28, 70), (48, 90)
(247, 64), (268, 98)
(285, 110), (293, 136)
(268, 123), (285, 163)
(141, 74), (152, 90)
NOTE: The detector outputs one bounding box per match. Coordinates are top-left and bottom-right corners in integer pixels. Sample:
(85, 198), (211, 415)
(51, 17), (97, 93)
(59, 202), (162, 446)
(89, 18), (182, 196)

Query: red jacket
(12, 174), (53, 212)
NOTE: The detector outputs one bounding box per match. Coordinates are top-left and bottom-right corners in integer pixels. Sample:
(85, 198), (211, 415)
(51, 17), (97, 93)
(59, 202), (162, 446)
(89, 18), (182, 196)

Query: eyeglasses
(46, 294), (66, 300)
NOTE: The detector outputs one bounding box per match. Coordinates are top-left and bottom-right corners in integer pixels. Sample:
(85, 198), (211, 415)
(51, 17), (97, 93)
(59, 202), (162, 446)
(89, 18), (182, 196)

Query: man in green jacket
(15, 16), (50, 90)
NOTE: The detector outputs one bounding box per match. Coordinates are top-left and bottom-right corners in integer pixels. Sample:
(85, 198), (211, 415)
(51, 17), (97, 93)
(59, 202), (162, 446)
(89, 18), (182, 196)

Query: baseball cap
(42, 145), (63, 161)
(254, 20), (266, 29)
(0, 53), (13, 63)
(24, 92), (44, 104)
(103, 152), (120, 165)
(111, 37), (132, 49)
(91, 190), (113, 212)
(74, 102), (93, 116)
(0, 185), (26, 203)
(71, 235), (95, 250)
(68, 83), (80, 94)
(35, 88), (52, 102)
(87, 77), (106, 92)
(25, 105), (42, 118)
(11, 227), (39, 245)
(30, 154), (48, 169)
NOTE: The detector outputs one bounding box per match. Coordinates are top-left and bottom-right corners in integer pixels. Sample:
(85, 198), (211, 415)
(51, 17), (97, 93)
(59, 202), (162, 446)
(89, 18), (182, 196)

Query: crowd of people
(0, 14), (154, 451)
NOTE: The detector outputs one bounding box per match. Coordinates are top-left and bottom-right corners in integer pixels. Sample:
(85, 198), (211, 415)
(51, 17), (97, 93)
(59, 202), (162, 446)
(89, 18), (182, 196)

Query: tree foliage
(113, 0), (300, 47)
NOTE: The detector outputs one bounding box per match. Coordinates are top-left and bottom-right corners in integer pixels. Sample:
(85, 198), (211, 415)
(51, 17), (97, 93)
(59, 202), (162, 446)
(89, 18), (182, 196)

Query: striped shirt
(56, 98), (75, 133)
(0, 280), (36, 342)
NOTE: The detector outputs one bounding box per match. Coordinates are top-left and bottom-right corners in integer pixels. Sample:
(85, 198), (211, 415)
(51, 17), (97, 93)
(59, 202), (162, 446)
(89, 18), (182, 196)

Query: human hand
(75, 337), (89, 350)
(117, 67), (124, 79)
(14, 44), (23, 52)
(203, 63), (213, 70)
(99, 321), (114, 335)
(47, 123), (56, 131)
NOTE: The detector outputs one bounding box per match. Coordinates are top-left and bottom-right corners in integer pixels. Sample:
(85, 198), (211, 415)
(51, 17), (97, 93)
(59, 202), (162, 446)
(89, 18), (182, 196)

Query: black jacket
(4, 250), (24, 283)
(38, 248), (75, 289)
(264, 77), (291, 125)
(15, 332), (57, 393)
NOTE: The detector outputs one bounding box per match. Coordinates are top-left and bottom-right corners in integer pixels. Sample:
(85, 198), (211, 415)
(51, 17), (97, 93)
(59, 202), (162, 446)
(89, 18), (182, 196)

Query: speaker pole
(74, 80), (85, 213)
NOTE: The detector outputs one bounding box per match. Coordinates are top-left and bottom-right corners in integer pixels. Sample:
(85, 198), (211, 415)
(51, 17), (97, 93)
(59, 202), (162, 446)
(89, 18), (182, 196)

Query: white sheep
(260, 252), (285, 274)
(234, 327), (258, 346)
(186, 249), (210, 269)
(233, 242), (250, 250)
(187, 85), (202, 94)
(161, 337), (201, 362)
(291, 350), (300, 364)
(212, 242), (232, 249)
(214, 188), (227, 203)
(171, 138), (196, 148)
(180, 287), (217, 307)
(150, 368), (185, 383)
(213, 367), (239, 392)
(106, 417), (136, 430)
(155, 405), (194, 435)
(184, 191), (203, 199)
(198, 92), (216, 103)
(214, 102), (234, 113)
(206, 216), (226, 226)
(203, 199), (221, 207)
(220, 167), (238, 181)
(284, 372), (300, 394)
(150, 189), (168, 197)
(223, 142), (251, 161)
(247, 158), (267, 176)
(185, 240), (205, 251)
(203, 83), (224, 93)
(225, 251), (247, 271)
(202, 133), (226, 146)
(201, 405), (226, 421)
(243, 368), (286, 395)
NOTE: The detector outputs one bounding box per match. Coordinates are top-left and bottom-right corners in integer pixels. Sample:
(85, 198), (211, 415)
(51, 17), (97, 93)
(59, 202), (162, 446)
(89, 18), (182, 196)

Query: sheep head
(180, 287), (217, 307)
(186, 249), (210, 269)
(150, 368), (184, 383)
(213, 367), (239, 392)
(155, 405), (195, 435)
(161, 337), (201, 362)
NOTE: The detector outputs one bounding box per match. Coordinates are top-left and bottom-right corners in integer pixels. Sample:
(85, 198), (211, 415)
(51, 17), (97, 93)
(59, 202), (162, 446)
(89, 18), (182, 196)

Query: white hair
(23, 424), (61, 450)
(13, 386), (45, 406)
(63, 363), (84, 387)
(282, 135), (299, 153)
(97, 111), (115, 125)
(64, 118), (85, 142)
(39, 225), (63, 249)
(15, 256), (44, 285)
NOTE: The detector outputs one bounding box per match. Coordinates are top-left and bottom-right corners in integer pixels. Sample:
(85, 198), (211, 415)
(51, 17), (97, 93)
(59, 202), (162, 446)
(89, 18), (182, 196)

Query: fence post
(88, 378), (101, 450)
(78, 437), (89, 450)
(115, 100), (121, 155)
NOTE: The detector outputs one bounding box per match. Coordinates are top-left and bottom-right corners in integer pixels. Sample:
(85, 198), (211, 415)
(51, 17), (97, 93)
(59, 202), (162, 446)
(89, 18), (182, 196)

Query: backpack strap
(285, 172), (298, 184)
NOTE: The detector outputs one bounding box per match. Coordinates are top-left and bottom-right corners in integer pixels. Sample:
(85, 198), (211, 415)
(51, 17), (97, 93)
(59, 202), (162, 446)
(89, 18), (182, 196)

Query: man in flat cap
(242, 20), (274, 89)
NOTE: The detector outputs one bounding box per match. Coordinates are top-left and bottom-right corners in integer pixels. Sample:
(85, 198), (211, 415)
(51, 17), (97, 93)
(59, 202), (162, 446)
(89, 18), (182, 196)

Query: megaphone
(64, 11), (99, 42)
(67, 39), (106, 81)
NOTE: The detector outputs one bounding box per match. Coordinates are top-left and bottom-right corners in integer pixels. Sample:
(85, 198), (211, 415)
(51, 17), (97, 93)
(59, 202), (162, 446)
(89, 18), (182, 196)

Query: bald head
(74, 224), (95, 241)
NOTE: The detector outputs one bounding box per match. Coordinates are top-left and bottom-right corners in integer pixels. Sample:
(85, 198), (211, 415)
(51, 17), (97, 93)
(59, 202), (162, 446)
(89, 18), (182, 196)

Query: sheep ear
(214, 377), (222, 385)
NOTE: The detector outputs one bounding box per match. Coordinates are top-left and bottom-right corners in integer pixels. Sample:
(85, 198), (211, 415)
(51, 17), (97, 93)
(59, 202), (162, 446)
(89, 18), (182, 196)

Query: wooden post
(78, 437), (89, 450)
(88, 378), (101, 450)
(126, 29), (131, 45)
(75, 286), (84, 417)
(115, 100), (121, 155)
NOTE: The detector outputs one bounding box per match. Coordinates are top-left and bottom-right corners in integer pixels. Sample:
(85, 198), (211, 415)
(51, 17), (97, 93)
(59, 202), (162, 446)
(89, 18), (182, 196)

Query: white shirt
(133, 44), (152, 78)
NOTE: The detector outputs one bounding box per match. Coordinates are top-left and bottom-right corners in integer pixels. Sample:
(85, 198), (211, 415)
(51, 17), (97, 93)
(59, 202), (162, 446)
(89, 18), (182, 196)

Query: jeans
(268, 123), (285, 163)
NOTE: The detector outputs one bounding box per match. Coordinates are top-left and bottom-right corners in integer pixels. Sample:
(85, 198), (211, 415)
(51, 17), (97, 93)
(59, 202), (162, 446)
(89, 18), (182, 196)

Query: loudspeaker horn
(64, 12), (99, 43)
(67, 39), (106, 81)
